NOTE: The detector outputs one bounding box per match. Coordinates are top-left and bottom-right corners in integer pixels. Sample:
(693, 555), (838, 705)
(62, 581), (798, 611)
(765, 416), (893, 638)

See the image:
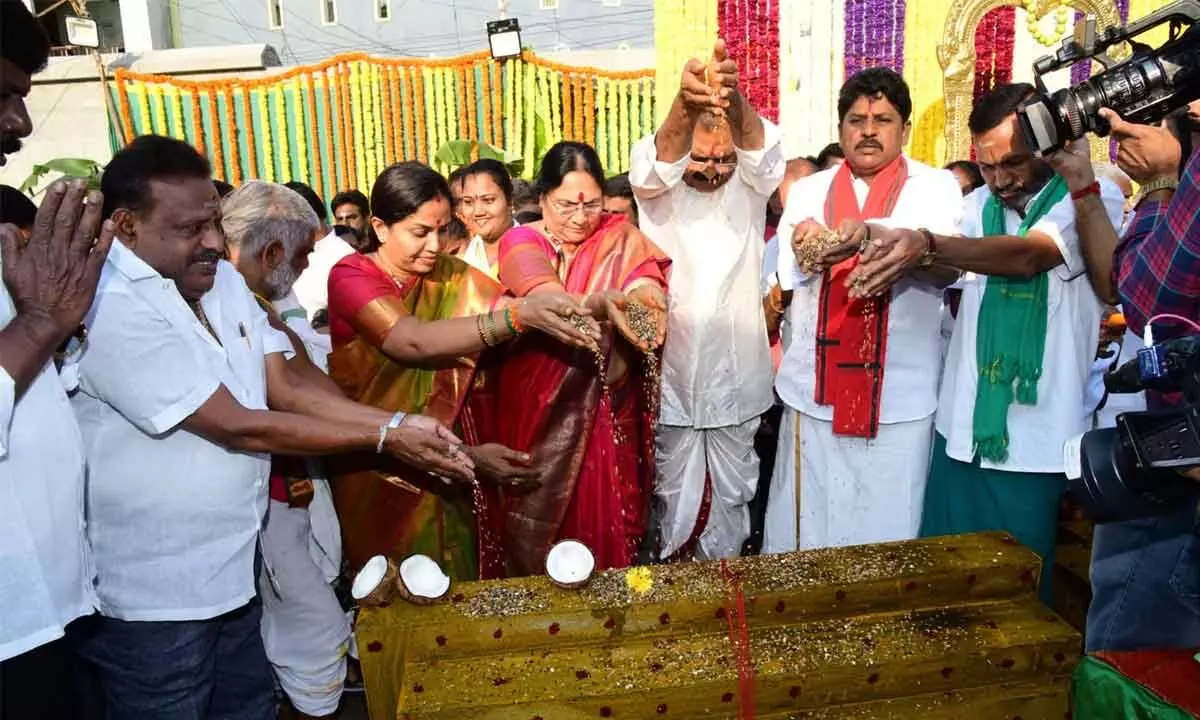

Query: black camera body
(1068, 335), (1200, 523)
(1018, 0), (1200, 156)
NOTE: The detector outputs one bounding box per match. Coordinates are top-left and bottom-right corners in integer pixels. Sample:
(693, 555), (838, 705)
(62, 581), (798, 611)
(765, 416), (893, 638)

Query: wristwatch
(1134, 176), (1179, 209)
(916, 228), (937, 269)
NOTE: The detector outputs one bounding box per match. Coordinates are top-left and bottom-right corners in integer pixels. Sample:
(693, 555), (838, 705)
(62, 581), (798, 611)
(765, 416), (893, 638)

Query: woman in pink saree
(493, 141), (671, 575)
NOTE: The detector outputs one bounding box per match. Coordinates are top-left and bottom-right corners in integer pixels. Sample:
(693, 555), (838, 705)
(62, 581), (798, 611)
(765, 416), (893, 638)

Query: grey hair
(221, 180), (320, 263)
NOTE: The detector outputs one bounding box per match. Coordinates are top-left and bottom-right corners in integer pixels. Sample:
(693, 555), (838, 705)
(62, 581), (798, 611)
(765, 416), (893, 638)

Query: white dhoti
(260, 489), (351, 717)
(762, 410), (933, 553)
(655, 418), (760, 560)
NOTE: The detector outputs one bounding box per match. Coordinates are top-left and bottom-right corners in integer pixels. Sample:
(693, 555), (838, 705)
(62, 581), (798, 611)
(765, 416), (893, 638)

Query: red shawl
(815, 156), (908, 438)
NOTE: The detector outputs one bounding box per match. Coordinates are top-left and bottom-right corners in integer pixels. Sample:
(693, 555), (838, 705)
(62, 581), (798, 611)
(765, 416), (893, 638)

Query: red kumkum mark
(904, 581), (918, 592)
(435, 635), (447, 647)
(648, 662), (663, 673)
(721, 692), (734, 703)
(714, 607), (727, 620)
(775, 600), (786, 613)
(576, 669), (591, 680)
(967, 573), (978, 586)
(599, 707), (612, 717)
(867, 673), (880, 685)
(366, 641), (383, 653)
(548, 622), (561, 635)
(941, 667), (954, 679)
(493, 628), (503, 640)
(945, 545), (958, 552)
(658, 612), (671, 625)
(1053, 652), (1066, 664)
(603, 617), (616, 630)
(492, 677), (510, 686)
(1000, 658), (1015, 669)
(412, 683), (424, 693)
(657, 703), (668, 714)
(835, 590), (847, 601)
(789, 685), (801, 698)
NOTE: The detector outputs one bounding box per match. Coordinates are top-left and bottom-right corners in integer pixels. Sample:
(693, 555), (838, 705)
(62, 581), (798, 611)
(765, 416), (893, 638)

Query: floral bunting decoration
(110, 51), (656, 189)
(973, 7), (1016, 103)
(719, 0), (780, 121)
(844, 0), (906, 77)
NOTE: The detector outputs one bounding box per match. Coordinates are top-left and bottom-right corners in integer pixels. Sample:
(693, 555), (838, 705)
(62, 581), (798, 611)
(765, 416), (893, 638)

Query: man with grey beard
(223, 180), (350, 719)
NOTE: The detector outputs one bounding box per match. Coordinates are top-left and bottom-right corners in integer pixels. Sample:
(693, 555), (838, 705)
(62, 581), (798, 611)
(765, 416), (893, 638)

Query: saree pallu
(326, 253), (505, 580)
(494, 214), (671, 576)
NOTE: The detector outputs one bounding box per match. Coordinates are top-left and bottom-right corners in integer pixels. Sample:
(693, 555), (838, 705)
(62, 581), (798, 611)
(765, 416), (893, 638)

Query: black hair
(815, 143), (844, 167)
(514, 209), (543, 225)
(447, 165), (469, 189)
(837, 67), (912, 123)
(370, 162), (452, 225)
(284, 180), (328, 223)
(0, 184), (37, 229)
(100, 135), (212, 220)
(533, 142), (606, 198)
(1, 0), (51, 76)
(331, 188), (370, 216)
(968, 83), (1035, 135)
(945, 160), (985, 190)
(212, 179), (235, 198)
(511, 178), (538, 209)
(461, 158), (514, 202)
(604, 173), (634, 200)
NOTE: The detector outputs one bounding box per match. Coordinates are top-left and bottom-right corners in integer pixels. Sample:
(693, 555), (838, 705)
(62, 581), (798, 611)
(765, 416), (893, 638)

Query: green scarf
(973, 173), (1068, 462)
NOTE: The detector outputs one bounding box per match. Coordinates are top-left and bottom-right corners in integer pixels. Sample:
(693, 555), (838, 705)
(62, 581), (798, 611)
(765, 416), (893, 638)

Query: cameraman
(1085, 102), (1200, 653)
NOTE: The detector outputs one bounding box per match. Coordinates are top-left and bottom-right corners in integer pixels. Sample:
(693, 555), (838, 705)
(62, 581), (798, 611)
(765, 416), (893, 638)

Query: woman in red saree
(495, 141), (671, 575)
(326, 161), (597, 580)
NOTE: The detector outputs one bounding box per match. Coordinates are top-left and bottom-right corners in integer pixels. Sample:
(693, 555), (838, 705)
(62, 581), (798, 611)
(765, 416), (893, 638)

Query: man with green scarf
(845, 83), (1125, 601)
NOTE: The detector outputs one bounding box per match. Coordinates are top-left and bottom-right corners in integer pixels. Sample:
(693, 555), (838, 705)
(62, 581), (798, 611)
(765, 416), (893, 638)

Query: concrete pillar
(118, 0), (155, 51)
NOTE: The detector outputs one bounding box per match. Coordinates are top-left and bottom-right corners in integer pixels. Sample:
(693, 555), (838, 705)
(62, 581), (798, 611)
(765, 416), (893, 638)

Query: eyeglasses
(688, 156), (737, 172)
(549, 198), (604, 217)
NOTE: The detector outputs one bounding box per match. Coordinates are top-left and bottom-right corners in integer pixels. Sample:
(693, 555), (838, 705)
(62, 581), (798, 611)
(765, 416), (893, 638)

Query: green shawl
(973, 174), (1068, 462)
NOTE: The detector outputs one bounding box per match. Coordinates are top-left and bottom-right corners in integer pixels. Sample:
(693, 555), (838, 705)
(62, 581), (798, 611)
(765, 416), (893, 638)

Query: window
(267, 0), (283, 29)
(538, 0), (559, 9)
(375, 0), (391, 22)
(320, 0), (337, 25)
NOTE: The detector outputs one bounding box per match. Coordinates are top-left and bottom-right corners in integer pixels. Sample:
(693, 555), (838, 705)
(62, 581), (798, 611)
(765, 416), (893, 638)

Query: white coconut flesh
(352, 555), (389, 600)
(546, 540), (595, 585)
(400, 554), (451, 599)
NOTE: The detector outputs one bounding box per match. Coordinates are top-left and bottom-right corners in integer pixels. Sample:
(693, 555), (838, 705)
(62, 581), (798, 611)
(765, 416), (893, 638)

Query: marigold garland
(402, 68), (417, 161)
(360, 62), (376, 187)
(523, 61), (536, 180)
(607, 78), (619, 171)
(464, 65), (477, 148)
(549, 69), (562, 146)
(223, 87), (242, 185)
(241, 87), (257, 179)
(480, 64), (493, 147)
(412, 67), (427, 164)
(114, 76), (134, 144)
(190, 89), (205, 156)
(292, 79), (308, 187)
(490, 61), (502, 148)
(584, 76), (596, 146)
(350, 62), (366, 189)
(457, 65), (471, 141)
(149, 86), (167, 135)
(596, 78), (609, 170)
(306, 75), (323, 192)
(510, 61), (522, 159)
(257, 90), (275, 181)
(443, 67), (457, 154)
(340, 63), (356, 189)
(424, 67), (439, 169)
(320, 71), (336, 183)
(208, 89), (225, 180)
(617, 81), (629, 173)
(169, 86), (184, 139)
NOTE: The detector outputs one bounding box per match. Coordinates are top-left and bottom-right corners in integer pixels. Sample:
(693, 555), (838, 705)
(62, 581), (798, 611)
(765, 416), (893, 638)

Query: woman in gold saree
(326, 161), (597, 580)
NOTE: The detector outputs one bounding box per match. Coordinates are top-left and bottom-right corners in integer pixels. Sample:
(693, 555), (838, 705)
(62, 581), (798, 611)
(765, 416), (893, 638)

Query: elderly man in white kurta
(630, 42), (784, 561)
(763, 68), (963, 554)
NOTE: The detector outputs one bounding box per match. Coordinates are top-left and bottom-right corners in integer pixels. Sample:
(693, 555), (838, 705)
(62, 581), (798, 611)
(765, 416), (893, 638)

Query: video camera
(1067, 335), (1200, 523)
(1018, 0), (1200, 156)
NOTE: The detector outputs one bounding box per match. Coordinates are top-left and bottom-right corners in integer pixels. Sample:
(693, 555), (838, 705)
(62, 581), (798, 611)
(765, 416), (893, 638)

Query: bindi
(577, 192), (584, 203)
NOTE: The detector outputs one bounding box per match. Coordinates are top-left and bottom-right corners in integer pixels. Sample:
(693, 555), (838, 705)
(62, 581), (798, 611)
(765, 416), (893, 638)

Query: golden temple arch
(938, 0), (1126, 163)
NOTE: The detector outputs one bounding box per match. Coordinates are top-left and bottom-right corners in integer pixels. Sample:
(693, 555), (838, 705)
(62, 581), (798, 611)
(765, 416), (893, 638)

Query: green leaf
(434, 140), (477, 170)
(19, 158), (103, 195)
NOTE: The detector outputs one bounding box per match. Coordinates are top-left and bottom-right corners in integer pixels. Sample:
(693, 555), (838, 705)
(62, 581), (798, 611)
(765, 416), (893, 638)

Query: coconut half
(352, 555), (398, 608)
(397, 554), (451, 605)
(545, 539), (596, 589)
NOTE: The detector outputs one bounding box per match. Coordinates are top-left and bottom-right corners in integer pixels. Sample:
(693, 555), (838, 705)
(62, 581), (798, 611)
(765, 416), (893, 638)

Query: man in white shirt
(70, 136), (474, 720)
(630, 41), (784, 561)
(0, 5), (112, 717)
(224, 181), (350, 720)
(849, 83), (1124, 599)
(763, 69), (963, 554)
(292, 186), (358, 321)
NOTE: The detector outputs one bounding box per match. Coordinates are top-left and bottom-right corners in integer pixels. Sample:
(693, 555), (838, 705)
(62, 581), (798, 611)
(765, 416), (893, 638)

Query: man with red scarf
(762, 69), (962, 553)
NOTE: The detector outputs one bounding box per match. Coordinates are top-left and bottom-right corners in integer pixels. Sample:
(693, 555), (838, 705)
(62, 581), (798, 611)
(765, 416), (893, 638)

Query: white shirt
(72, 243), (292, 621)
(936, 179), (1124, 472)
(0, 277), (97, 661)
(775, 158), (964, 424)
(762, 234), (793, 354)
(276, 290), (331, 369)
(292, 229), (355, 320)
(630, 121), (785, 428)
